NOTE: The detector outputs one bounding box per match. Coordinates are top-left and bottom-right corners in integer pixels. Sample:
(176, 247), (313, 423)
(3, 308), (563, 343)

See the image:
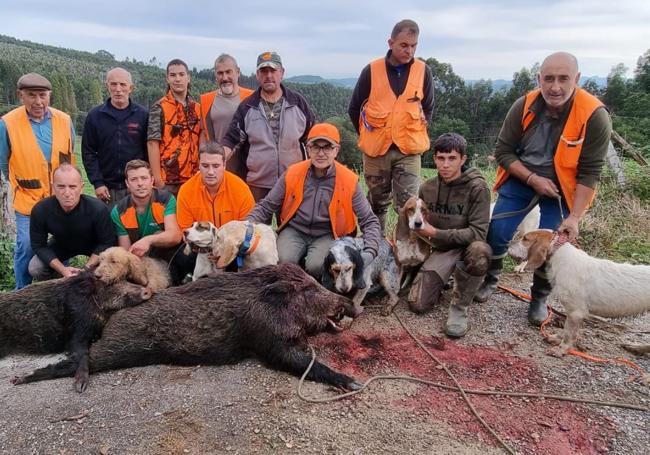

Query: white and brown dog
(508, 229), (650, 357)
(392, 197), (431, 283)
(211, 220), (278, 271)
(183, 221), (219, 280)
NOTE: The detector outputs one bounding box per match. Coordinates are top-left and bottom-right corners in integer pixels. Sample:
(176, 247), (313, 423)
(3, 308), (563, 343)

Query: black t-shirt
(30, 195), (116, 265)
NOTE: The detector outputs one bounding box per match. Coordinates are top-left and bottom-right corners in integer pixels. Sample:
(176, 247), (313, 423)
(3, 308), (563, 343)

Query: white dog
(183, 221), (219, 280)
(211, 220), (278, 271)
(508, 229), (650, 357)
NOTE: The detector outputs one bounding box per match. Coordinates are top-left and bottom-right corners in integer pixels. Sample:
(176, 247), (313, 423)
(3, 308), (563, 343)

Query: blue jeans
(487, 178), (569, 257)
(14, 212), (34, 289)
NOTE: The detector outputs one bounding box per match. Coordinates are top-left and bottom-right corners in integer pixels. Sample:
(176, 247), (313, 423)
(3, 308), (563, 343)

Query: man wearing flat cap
(0, 72), (76, 289)
(247, 123), (381, 279)
(222, 51), (315, 203)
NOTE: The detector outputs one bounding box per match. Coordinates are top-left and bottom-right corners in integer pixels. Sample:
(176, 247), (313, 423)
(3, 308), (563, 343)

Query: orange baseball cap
(307, 123), (340, 146)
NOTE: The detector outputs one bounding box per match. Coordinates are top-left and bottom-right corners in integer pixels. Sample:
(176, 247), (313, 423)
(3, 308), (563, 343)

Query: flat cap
(17, 73), (52, 91)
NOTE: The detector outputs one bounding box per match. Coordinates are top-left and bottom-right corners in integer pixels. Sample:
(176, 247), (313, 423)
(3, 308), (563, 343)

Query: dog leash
(497, 285), (647, 377)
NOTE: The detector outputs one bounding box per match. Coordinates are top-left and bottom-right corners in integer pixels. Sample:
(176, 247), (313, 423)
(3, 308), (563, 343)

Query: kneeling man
(111, 159), (183, 281)
(410, 133), (492, 338)
(29, 164), (115, 279)
(247, 123), (381, 278)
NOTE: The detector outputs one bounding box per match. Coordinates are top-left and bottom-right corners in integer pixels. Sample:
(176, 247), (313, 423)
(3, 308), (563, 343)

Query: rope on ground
(297, 308), (649, 454)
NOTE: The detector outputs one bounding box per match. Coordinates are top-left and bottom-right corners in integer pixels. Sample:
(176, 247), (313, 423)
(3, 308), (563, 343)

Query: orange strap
(246, 233), (261, 256)
(499, 285), (646, 375)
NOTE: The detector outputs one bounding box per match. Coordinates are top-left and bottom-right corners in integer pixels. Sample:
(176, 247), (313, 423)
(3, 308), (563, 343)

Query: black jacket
(82, 98), (149, 190)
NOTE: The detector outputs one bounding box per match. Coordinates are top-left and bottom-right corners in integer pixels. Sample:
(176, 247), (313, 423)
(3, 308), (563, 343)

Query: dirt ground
(1, 272), (648, 455)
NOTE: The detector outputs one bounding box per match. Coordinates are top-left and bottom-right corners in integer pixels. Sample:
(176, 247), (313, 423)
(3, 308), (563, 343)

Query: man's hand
(129, 237), (152, 257)
(153, 176), (165, 189)
(95, 185), (110, 202)
(412, 220), (436, 239)
(558, 215), (580, 242)
(528, 174), (560, 198)
(61, 266), (82, 278)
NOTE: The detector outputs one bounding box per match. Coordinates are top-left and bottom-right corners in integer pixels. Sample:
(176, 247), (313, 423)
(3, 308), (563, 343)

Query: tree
(424, 57), (465, 120)
(634, 48), (650, 93)
(507, 66), (537, 104)
(602, 63), (629, 113)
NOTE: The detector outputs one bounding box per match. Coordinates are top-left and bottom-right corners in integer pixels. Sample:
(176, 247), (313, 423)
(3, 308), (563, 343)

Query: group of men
(0, 18), (611, 338)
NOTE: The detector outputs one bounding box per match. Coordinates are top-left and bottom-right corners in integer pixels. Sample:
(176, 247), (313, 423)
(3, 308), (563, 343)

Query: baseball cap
(307, 123), (340, 146)
(256, 51), (282, 71)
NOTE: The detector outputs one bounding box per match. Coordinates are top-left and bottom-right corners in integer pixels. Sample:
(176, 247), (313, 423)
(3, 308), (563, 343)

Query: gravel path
(1, 272), (648, 455)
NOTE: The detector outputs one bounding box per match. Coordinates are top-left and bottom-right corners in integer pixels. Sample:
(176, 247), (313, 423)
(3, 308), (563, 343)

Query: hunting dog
(392, 197), (431, 273)
(322, 237), (400, 316)
(183, 221), (220, 280)
(211, 220), (278, 271)
(94, 247), (171, 293)
(508, 229), (650, 357)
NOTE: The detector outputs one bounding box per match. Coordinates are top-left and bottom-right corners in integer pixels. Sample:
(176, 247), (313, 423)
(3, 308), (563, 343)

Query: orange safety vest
(279, 160), (358, 238)
(358, 58), (430, 157)
(3, 107), (74, 215)
(157, 92), (201, 184)
(493, 88), (604, 211)
(115, 189), (171, 244)
(200, 88), (254, 141)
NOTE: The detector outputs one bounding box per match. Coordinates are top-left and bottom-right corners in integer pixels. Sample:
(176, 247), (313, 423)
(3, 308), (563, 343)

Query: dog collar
(191, 244), (213, 254)
(236, 222), (261, 269)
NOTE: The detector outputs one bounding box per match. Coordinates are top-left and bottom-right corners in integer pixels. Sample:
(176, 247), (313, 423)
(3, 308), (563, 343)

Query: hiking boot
(445, 262), (484, 338)
(473, 257), (503, 303)
(528, 270), (551, 326)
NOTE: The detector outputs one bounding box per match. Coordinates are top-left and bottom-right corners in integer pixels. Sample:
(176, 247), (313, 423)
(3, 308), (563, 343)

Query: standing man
(147, 59), (201, 196)
(28, 164), (114, 280)
(111, 160), (183, 282)
(348, 19), (434, 233)
(82, 67), (149, 208)
(409, 133), (491, 338)
(222, 51), (315, 202)
(247, 123), (381, 279)
(474, 52), (611, 326)
(0, 73), (75, 289)
(200, 54), (254, 178)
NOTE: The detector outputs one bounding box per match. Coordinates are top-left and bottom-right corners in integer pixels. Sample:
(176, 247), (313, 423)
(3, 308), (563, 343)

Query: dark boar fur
(3, 272), (151, 392)
(17, 264), (361, 390)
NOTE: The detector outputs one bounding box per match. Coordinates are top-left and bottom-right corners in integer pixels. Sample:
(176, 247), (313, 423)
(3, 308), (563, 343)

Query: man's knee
(463, 241), (492, 276)
(408, 271), (444, 314)
(28, 256), (54, 281)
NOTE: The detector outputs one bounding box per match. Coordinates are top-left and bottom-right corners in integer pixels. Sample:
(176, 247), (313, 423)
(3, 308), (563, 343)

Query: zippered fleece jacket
(419, 167), (491, 251)
(222, 84), (315, 189)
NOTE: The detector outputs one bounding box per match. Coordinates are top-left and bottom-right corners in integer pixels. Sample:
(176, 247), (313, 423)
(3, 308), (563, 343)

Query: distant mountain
(285, 75), (357, 89)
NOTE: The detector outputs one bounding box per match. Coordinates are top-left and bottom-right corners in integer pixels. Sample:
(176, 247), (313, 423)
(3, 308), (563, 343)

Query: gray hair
(214, 54), (239, 70)
(391, 19), (419, 39)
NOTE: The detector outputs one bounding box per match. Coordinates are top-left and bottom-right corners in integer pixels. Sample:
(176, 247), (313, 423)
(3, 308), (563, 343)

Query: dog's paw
(546, 333), (562, 346)
(546, 345), (569, 358)
(10, 376), (26, 385)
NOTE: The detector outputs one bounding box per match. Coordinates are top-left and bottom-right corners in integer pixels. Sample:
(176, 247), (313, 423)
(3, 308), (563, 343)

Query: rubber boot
(528, 269), (551, 326)
(473, 257), (503, 303)
(445, 262), (484, 338)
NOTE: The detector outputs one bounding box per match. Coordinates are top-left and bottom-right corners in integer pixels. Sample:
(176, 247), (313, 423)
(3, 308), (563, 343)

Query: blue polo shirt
(0, 107), (76, 178)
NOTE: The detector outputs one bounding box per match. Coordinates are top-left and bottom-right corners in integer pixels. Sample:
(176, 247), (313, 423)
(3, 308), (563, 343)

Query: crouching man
(29, 164), (115, 280)
(111, 160), (184, 283)
(409, 133), (491, 337)
(247, 123), (381, 278)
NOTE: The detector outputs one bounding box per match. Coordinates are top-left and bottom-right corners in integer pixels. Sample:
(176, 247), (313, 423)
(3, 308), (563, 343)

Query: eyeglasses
(308, 144), (337, 155)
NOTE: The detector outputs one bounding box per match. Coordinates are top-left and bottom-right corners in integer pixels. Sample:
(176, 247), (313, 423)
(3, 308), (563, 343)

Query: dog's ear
(524, 235), (550, 272)
(127, 254), (149, 286)
(214, 223), (246, 268)
(348, 246), (367, 289)
(321, 252), (336, 291)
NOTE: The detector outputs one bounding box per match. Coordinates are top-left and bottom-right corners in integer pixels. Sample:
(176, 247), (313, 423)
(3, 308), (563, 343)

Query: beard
(219, 82), (235, 96)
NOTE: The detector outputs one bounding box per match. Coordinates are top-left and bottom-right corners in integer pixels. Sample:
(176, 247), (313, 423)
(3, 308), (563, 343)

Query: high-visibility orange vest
(157, 91), (201, 184)
(493, 88), (605, 211)
(3, 107), (74, 215)
(279, 160), (358, 238)
(358, 58), (430, 157)
(200, 88), (254, 141)
(115, 189), (170, 244)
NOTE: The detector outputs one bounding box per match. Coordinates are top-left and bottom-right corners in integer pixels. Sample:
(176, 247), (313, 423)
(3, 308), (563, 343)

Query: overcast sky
(3, 0), (650, 80)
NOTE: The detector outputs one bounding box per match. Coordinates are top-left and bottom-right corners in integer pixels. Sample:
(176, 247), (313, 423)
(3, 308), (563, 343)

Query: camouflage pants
(363, 149), (421, 232)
